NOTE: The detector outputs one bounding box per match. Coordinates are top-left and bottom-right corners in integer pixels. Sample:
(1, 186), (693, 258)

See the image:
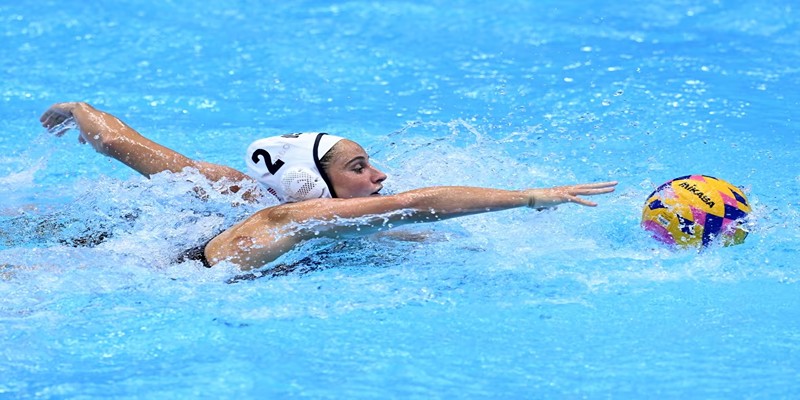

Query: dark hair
(318, 142), (340, 173)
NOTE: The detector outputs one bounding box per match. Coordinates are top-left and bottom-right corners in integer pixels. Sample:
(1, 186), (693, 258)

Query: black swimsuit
(178, 239), (344, 281)
(176, 241), (213, 268)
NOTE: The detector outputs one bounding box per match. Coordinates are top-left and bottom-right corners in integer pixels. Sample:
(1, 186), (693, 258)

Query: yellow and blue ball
(641, 175), (751, 248)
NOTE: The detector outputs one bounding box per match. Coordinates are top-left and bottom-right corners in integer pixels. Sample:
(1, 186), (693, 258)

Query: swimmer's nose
(373, 168), (387, 183)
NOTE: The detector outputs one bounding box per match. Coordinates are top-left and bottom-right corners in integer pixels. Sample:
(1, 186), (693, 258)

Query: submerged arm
(40, 102), (255, 197)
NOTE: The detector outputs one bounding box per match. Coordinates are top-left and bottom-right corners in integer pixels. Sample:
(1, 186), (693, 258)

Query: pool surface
(2, 1), (799, 398)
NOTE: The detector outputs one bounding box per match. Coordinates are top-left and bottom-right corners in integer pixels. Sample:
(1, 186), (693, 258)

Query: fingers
(585, 181), (618, 187)
(46, 119), (74, 137)
(574, 181), (618, 190)
(580, 187), (616, 195)
(40, 111), (61, 128)
(569, 195), (598, 207)
(40, 105), (76, 136)
(568, 181), (618, 196)
(554, 181), (617, 207)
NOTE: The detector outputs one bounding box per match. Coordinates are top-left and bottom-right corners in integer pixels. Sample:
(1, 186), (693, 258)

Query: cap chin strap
(313, 133), (337, 198)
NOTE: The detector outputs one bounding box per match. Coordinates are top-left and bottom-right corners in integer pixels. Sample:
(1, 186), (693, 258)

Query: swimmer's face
(325, 140), (387, 198)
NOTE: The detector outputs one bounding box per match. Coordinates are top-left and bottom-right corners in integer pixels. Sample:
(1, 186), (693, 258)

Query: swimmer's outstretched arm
(205, 182), (617, 269)
(296, 182), (618, 224)
(40, 102), (255, 197)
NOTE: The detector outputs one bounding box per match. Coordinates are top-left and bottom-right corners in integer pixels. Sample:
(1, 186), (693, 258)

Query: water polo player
(40, 102), (617, 271)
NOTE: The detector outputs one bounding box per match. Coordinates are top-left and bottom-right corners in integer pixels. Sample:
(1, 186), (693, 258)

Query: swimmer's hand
(40, 102), (84, 142)
(526, 181), (617, 209)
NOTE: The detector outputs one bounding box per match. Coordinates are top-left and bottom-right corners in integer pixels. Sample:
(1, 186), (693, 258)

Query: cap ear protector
(245, 133), (343, 203)
(279, 167), (327, 203)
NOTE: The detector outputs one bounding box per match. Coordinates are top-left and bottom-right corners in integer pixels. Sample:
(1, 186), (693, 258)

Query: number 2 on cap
(251, 149), (285, 175)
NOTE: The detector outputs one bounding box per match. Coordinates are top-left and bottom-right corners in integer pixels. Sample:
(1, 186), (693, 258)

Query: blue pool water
(2, 0), (799, 398)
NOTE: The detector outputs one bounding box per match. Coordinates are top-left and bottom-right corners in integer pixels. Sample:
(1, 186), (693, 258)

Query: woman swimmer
(40, 102), (617, 271)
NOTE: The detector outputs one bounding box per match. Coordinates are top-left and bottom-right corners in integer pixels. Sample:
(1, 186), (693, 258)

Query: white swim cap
(245, 132), (344, 203)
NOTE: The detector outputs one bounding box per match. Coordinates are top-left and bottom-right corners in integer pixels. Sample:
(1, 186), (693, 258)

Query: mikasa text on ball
(641, 175), (751, 248)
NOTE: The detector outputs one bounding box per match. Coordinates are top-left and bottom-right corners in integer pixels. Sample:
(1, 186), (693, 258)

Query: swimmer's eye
(346, 158), (369, 174)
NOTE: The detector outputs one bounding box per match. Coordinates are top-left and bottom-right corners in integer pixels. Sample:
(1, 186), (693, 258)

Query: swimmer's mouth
(371, 187), (382, 196)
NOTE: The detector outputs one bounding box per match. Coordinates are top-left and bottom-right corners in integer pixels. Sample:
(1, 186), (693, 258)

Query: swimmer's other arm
(40, 102), (256, 198)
